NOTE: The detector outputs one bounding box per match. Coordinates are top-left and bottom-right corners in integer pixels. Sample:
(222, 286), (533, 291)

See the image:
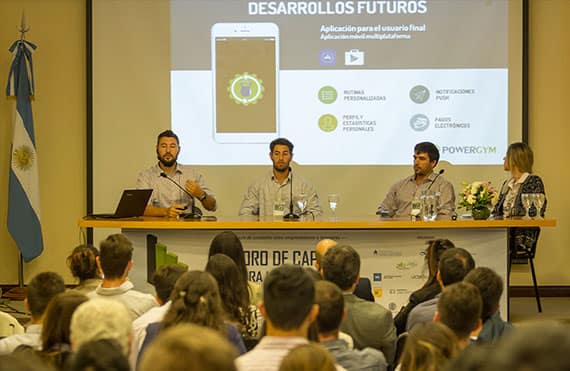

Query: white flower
(470, 181), (482, 194)
(467, 195), (476, 204)
(491, 192), (499, 205)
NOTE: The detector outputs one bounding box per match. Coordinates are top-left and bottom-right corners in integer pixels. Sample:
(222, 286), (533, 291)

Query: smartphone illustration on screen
(211, 23), (279, 143)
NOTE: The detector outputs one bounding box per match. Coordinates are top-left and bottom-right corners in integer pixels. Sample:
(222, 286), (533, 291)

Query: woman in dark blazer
(492, 142), (547, 259)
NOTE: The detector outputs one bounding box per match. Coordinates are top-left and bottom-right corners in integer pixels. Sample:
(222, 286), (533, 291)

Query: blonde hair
(139, 324), (237, 371)
(399, 322), (460, 371)
(279, 343), (336, 371)
(506, 142), (534, 174)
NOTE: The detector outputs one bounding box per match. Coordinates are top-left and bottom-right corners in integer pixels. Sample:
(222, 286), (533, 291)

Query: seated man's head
(152, 264), (188, 305)
(435, 282), (482, 346)
(262, 264), (317, 335)
(322, 245), (360, 291)
(26, 272), (66, 322)
(437, 247), (475, 287)
(70, 299), (132, 355)
(314, 280), (344, 340)
(97, 234), (133, 280)
(314, 239), (337, 272)
(464, 267), (503, 322)
(413, 141), (440, 176)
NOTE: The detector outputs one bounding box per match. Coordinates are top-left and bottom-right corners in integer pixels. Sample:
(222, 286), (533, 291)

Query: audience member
(315, 280), (387, 371)
(130, 264), (187, 367)
(206, 254), (260, 339)
(209, 230), (262, 304)
(88, 233), (158, 320)
(406, 247), (475, 331)
(322, 245), (396, 364)
(315, 239), (374, 302)
(480, 322), (570, 371)
(0, 352), (53, 371)
(0, 272), (65, 354)
(463, 267), (512, 343)
(66, 244), (101, 295)
(236, 265), (319, 371)
(68, 338), (130, 371)
(442, 343), (493, 371)
(139, 270), (246, 363)
(434, 282), (482, 349)
(69, 298), (132, 356)
(139, 323), (238, 371)
(36, 291), (88, 370)
(279, 343), (337, 371)
(399, 322), (460, 371)
(394, 239), (455, 334)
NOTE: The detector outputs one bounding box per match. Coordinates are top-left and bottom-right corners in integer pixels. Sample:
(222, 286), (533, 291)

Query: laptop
(88, 189), (152, 219)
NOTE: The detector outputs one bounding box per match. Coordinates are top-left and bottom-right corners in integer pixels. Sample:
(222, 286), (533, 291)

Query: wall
(0, 0), (85, 284)
(514, 0), (570, 286)
(0, 0), (567, 287)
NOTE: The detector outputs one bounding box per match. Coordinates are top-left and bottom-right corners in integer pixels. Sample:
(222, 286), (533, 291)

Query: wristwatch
(198, 193), (207, 202)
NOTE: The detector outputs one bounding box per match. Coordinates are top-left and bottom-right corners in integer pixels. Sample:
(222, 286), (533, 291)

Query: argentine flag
(6, 39), (43, 262)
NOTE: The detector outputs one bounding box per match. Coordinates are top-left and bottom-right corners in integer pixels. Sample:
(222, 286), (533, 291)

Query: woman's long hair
(421, 239), (455, 289)
(41, 291), (89, 351)
(205, 254), (250, 326)
(399, 322), (460, 371)
(162, 271), (226, 334)
(208, 231), (248, 283)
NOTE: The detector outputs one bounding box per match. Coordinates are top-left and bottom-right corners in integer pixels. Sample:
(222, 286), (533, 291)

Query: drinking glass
(521, 193), (532, 220)
(533, 193), (545, 219)
(328, 194), (339, 219)
(296, 193), (307, 215)
(421, 193), (437, 222)
(410, 197), (422, 221)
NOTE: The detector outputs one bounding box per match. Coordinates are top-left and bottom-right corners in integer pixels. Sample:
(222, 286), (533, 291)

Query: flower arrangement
(459, 181), (499, 212)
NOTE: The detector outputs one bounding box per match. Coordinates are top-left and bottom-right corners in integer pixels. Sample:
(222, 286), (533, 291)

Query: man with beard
(239, 138), (322, 217)
(377, 141), (455, 219)
(137, 130), (216, 217)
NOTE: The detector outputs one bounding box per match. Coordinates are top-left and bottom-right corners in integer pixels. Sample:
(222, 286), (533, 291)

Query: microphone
(425, 169), (445, 193)
(160, 172), (202, 219)
(283, 167), (300, 221)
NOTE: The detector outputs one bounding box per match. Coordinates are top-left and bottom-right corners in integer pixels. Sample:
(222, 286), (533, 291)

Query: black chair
(394, 332), (408, 368)
(508, 228), (542, 312)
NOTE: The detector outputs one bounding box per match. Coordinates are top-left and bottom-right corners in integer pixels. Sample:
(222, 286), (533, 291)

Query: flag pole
(4, 12), (32, 302)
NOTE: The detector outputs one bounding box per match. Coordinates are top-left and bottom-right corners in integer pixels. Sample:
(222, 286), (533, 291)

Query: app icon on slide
(345, 49), (364, 66)
(319, 49), (337, 66)
(409, 85), (430, 104)
(410, 114), (430, 131)
(318, 114), (338, 132)
(318, 86), (338, 104)
(228, 73), (264, 106)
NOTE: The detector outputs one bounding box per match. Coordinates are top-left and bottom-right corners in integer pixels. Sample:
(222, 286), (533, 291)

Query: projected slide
(171, 0), (509, 165)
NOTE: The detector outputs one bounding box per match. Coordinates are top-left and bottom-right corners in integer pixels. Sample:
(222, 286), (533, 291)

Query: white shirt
(0, 324), (42, 355)
(129, 302), (171, 368)
(88, 280), (158, 321)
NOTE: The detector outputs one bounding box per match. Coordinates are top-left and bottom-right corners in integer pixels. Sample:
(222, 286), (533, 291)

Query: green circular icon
(318, 114), (338, 132)
(318, 86), (338, 104)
